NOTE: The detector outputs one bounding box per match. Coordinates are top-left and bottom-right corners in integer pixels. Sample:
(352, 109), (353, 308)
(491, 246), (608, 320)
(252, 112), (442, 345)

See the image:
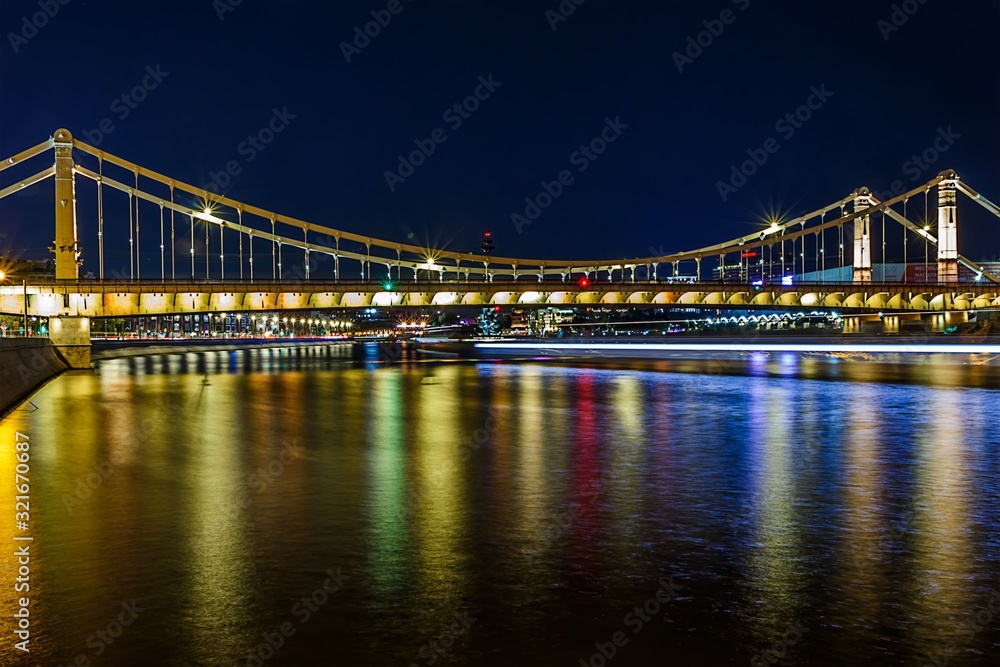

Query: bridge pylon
(852, 187), (873, 283)
(937, 170), (959, 283)
(52, 128), (80, 280)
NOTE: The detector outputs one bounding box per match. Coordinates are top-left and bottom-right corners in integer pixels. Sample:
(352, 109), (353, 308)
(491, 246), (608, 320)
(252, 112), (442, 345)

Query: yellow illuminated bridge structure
(1, 129), (1000, 320)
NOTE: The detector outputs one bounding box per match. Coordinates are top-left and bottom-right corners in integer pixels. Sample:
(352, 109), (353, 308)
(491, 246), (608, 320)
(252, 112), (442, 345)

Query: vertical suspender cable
(135, 170), (140, 281)
(159, 202), (165, 281)
(220, 215), (225, 281)
(881, 211), (886, 278)
(190, 213), (195, 279)
(170, 184), (176, 280)
(205, 215), (210, 280)
(129, 189), (135, 280)
(238, 208), (244, 280)
(903, 197), (908, 282)
(98, 156), (104, 280)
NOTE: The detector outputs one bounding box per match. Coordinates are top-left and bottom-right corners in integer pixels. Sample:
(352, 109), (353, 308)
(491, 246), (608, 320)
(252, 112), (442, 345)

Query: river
(1, 345), (998, 665)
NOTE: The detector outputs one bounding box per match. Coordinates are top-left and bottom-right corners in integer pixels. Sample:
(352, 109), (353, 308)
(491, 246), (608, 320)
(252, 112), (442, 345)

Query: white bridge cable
(869, 194), (1000, 284)
(954, 181), (1000, 218)
(71, 138), (894, 273)
(0, 166), (55, 201)
(0, 139), (54, 175)
(7, 137), (991, 281)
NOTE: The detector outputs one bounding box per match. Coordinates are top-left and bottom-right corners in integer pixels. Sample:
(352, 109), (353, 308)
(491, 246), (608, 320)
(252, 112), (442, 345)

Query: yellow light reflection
(413, 365), (466, 617)
(908, 388), (974, 652)
(367, 370), (408, 599)
(743, 380), (806, 644)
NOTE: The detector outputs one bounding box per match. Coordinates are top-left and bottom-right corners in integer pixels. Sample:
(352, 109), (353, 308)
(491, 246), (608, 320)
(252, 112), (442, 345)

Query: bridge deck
(1, 280), (997, 317)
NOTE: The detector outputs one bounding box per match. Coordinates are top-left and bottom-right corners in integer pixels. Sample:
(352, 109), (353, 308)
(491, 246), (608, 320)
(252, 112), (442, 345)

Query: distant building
(0, 258), (55, 282)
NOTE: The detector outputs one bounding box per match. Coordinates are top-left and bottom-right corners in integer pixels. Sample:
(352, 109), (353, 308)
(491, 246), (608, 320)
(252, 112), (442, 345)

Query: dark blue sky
(1, 0), (998, 271)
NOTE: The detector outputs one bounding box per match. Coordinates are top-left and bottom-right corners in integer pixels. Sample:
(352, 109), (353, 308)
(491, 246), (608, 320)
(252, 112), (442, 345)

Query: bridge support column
(52, 129), (80, 280)
(48, 316), (91, 369)
(937, 172), (959, 283)
(852, 187), (872, 283)
(881, 315), (899, 334)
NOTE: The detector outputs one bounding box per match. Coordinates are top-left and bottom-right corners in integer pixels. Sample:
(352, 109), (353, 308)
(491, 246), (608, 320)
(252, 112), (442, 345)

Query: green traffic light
(382, 280), (395, 291)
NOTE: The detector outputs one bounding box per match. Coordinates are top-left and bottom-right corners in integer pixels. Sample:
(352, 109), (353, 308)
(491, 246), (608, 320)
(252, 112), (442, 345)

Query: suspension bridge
(1, 129), (999, 365)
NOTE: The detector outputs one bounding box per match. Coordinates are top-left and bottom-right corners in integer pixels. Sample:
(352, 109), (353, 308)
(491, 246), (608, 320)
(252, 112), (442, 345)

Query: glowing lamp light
(577, 276), (591, 289)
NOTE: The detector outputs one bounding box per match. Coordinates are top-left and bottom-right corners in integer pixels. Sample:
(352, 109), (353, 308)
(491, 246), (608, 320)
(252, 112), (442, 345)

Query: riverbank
(0, 339), (71, 418)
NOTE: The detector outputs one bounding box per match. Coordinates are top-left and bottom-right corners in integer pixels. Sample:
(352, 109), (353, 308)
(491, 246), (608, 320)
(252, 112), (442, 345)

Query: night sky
(1, 0), (998, 273)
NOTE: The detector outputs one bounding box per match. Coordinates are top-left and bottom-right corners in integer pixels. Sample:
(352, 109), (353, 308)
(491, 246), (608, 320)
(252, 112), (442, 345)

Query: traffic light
(481, 232), (495, 256)
(577, 276), (591, 289)
(381, 279), (395, 291)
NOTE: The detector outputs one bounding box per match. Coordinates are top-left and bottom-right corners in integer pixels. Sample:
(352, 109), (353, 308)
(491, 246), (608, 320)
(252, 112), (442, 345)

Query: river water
(1, 345), (999, 666)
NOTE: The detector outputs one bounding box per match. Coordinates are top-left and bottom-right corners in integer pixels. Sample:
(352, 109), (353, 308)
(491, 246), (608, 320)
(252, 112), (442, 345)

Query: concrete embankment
(0, 339), (72, 418)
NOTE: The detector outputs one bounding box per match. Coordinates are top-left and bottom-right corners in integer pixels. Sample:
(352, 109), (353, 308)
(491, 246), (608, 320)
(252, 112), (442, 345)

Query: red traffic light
(577, 276), (591, 289)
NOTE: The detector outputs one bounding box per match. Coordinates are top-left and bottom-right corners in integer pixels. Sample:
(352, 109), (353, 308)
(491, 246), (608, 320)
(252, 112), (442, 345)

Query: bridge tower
(52, 128), (80, 280)
(852, 187), (872, 283)
(936, 170), (959, 283)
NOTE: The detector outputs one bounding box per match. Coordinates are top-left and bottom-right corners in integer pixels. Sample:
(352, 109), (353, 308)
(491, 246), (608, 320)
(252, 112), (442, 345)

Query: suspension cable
(128, 189), (135, 280)
(881, 210), (886, 276)
(170, 183), (176, 280)
(189, 213), (195, 279)
(135, 170), (140, 281)
(159, 202), (165, 281)
(98, 156), (104, 281)
(220, 214), (225, 281)
(205, 215), (210, 280)
(238, 208), (244, 280)
(902, 197), (908, 281)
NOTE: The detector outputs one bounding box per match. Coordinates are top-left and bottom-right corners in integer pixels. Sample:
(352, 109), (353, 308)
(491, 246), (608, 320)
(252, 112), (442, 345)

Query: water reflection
(0, 352), (997, 666)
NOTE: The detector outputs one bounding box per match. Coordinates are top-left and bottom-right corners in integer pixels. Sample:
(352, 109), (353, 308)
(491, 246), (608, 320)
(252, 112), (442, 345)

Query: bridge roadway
(2, 280), (999, 317)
